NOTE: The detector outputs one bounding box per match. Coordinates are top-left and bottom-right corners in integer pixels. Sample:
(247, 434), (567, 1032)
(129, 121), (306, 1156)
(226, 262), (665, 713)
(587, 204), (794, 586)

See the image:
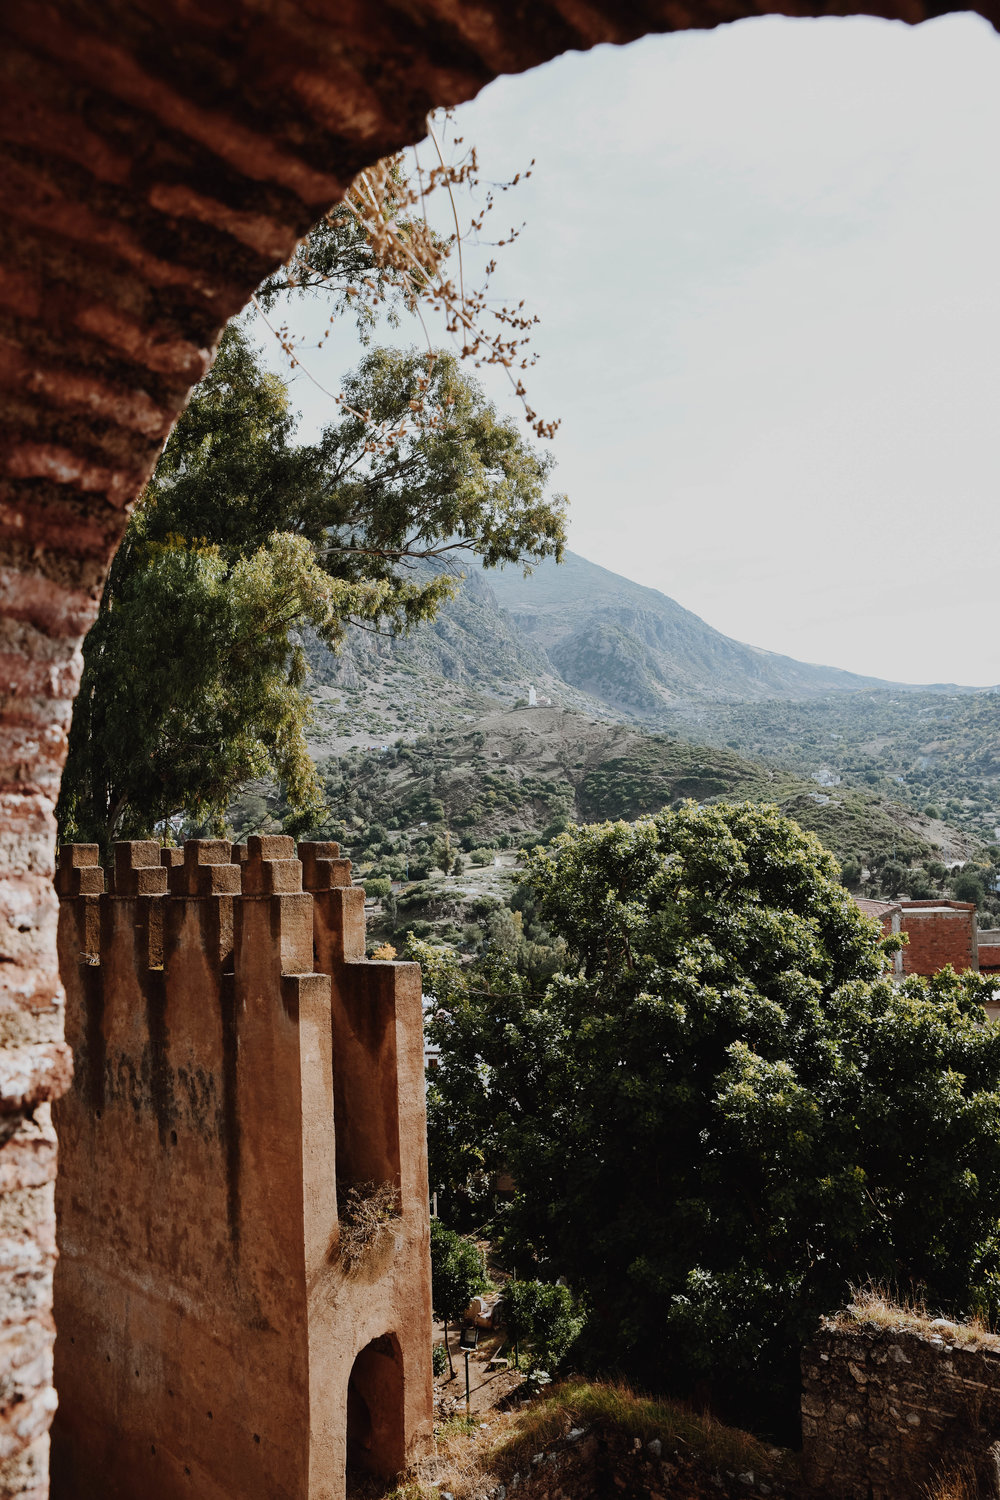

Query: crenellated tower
(51, 837), (433, 1500)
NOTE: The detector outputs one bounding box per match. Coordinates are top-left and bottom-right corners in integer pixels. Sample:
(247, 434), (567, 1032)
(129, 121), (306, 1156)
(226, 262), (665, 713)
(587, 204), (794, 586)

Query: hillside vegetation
(322, 706), (966, 865)
(302, 552), (1000, 853)
(663, 690), (1000, 844)
(265, 706), (995, 957)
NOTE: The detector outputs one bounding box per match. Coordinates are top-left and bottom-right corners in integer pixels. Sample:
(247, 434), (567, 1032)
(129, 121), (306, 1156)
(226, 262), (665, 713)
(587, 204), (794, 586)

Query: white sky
(265, 12), (1000, 687)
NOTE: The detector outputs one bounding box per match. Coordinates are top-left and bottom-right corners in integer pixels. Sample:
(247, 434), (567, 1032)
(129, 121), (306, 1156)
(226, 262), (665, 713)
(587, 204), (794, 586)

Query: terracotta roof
(855, 898), (901, 918)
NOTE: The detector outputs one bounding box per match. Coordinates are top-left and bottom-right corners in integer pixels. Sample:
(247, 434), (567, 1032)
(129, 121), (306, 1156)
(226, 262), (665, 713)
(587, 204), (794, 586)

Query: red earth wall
(898, 901), (978, 977)
(52, 837), (433, 1500)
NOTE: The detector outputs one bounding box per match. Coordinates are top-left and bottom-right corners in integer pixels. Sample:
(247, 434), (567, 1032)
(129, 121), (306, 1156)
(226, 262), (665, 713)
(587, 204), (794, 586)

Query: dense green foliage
(58, 326), (564, 851)
(430, 1219), (490, 1325)
(424, 802), (1000, 1432)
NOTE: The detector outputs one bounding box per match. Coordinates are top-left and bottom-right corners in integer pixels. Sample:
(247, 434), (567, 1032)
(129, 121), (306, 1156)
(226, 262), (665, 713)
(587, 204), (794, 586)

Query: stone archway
(346, 1334), (406, 1482)
(0, 1), (996, 1493)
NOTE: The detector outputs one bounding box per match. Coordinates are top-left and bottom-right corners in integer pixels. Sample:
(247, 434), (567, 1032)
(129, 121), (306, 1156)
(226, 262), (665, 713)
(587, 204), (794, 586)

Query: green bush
(953, 870), (987, 908)
(501, 1280), (584, 1370)
(363, 877), (392, 900)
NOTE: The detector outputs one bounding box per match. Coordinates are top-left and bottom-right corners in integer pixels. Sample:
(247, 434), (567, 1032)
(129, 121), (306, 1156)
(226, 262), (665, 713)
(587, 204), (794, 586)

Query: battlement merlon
(54, 843), (426, 1215)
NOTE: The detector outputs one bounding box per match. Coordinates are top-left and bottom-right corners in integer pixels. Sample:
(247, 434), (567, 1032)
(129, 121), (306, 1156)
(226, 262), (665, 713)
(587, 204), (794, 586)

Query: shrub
(500, 1280), (584, 1370)
(425, 801), (1000, 1434)
(430, 1220), (490, 1378)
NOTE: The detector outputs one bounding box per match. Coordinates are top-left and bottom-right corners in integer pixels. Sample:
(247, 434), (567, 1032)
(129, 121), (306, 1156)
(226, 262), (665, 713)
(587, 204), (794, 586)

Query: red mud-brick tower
(51, 836), (432, 1500)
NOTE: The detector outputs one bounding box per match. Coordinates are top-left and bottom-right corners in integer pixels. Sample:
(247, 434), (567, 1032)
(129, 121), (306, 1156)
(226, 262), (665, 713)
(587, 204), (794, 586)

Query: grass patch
(488, 1379), (790, 1481)
(923, 1460), (980, 1500)
(367, 1379), (798, 1500)
(833, 1283), (1000, 1351)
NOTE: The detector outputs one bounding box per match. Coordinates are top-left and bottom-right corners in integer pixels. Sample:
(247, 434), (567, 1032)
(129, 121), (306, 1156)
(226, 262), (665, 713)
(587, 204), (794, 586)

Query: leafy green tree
(425, 802), (1000, 1432)
(58, 325), (564, 851)
(429, 1219), (489, 1379)
(953, 869), (988, 908)
(500, 1279), (584, 1372)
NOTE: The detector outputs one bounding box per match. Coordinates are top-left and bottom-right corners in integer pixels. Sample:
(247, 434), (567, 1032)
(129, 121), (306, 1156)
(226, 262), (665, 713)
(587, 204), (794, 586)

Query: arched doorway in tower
(346, 1333), (406, 1482)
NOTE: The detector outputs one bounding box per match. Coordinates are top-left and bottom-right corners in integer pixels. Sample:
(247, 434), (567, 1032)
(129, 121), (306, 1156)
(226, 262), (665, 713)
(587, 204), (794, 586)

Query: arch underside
(0, 0), (994, 1493)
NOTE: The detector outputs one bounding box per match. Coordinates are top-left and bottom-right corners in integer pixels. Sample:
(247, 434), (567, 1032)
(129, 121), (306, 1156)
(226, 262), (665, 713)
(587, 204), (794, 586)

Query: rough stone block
(168, 839), (239, 896)
(242, 856), (302, 896)
(54, 848), (103, 899)
(246, 835), (294, 862)
(299, 841), (351, 892)
(111, 843), (167, 897)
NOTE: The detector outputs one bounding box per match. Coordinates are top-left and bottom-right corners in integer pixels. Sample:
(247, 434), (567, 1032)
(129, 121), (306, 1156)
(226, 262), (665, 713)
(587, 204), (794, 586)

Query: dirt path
(433, 1318), (522, 1420)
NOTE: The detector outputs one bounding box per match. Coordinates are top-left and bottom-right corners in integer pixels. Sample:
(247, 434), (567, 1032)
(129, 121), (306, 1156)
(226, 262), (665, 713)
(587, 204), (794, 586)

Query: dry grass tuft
(923, 1458), (980, 1500)
(487, 1379), (789, 1480)
(834, 1282), (1000, 1352)
(336, 1181), (400, 1277)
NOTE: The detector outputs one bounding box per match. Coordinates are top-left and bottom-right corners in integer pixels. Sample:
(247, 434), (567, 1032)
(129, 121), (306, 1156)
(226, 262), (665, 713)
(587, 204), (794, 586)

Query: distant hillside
(301, 551), (1000, 859)
(487, 551), (894, 713)
(664, 689), (1000, 846)
(321, 705), (982, 877)
(303, 558), (613, 755)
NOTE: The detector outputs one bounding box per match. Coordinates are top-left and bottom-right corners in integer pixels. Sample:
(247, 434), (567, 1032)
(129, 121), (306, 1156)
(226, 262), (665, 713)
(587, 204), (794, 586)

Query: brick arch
(0, 1), (995, 1493)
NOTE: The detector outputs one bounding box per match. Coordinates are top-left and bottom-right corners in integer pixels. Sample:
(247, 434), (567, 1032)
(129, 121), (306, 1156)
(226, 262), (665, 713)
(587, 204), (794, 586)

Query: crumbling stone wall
(4, 4), (1000, 1495)
(51, 836), (432, 1500)
(802, 1318), (1000, 1499)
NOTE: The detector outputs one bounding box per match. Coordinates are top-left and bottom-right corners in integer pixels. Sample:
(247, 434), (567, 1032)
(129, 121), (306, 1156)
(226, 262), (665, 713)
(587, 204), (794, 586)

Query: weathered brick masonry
(900, 900), (979, 978)
(3, 2), (1000, 1494)
(53, 836), (431, 1500)
(856, 897), (981, 977)
(802, 1318), (1000, 1499)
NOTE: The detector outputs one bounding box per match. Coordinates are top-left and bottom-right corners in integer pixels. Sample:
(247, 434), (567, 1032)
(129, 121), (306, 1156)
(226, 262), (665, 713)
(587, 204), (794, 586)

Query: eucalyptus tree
(58, 325), (564, 850)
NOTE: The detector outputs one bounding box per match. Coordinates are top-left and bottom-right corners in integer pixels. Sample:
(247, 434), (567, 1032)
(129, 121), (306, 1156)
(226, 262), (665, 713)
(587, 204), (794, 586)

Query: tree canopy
(422, 801), (1000, 1432)
(57, 324), (565, 850)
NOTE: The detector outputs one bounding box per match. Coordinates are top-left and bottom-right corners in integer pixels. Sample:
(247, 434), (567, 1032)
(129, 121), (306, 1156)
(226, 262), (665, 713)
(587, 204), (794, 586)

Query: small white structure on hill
(528, 685), (537, 707)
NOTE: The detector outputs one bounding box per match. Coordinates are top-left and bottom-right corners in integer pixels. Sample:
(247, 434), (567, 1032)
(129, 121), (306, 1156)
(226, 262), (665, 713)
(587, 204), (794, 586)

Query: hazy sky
(265, 13), (1000, 687)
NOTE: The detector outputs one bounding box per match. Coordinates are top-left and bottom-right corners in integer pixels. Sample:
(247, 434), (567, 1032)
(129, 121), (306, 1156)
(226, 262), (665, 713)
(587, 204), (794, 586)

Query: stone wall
(51, 836), (433, 1500)
(802, 1317), (1000, 1499)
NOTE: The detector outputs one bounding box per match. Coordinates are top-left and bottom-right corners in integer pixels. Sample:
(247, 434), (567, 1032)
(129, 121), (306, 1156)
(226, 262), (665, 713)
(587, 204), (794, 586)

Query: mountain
(302, 551), (1000, 854)
(487, 551), (894, 713)
(302, 558), (615, 756)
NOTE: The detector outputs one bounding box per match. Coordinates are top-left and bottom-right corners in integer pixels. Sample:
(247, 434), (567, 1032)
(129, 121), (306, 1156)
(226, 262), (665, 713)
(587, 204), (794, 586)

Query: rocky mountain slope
(302, 550), (1000, 853)
(487, 551), (896, 713)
